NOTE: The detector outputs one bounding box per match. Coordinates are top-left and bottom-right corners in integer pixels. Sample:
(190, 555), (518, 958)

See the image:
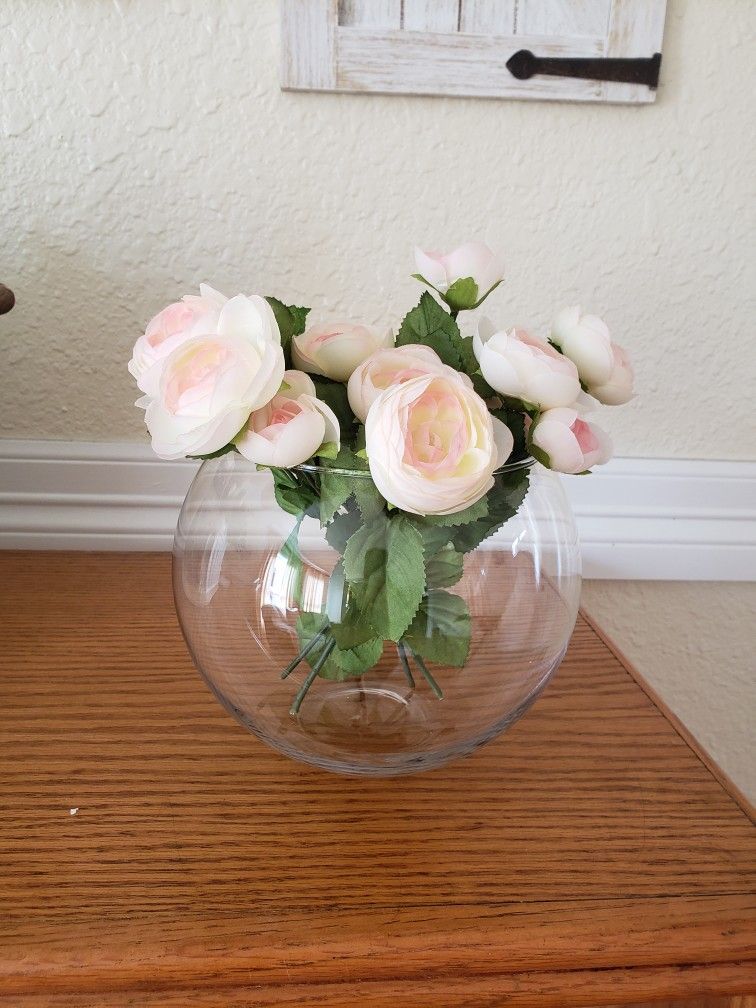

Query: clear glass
(173, 455), (581, 776)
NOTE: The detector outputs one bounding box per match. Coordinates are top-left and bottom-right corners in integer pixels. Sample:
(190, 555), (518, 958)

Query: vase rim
(293, 456), (537, 478)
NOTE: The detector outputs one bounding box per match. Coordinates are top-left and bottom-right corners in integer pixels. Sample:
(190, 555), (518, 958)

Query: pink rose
(529, 407), (612, 474)
(292, 322), (393, 382)
(365, 374), (513, 515)
(139, 294), (285, 460)
(414, 242), (503, 309)
(473, 320), (580, 409)
(590, 343), (634, 405)
(128, 284), (226, 395)
(347, 344), (471, 423)
(235, 371), (340, 468)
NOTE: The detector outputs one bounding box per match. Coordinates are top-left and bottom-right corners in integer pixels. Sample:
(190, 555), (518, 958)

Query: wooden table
(1, 552), (754, 1008)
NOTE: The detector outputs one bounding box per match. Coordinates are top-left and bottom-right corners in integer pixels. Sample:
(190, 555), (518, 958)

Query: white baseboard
(0, 439), (754, 581)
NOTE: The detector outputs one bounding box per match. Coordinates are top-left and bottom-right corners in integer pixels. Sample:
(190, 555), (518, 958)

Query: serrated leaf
(404, 590), (470, 668)
(451, 467), (530, 553)
(472, 278), (503, 308)
(425, 543), (464, 589)
(353, 477), (385, 520)
(188, 442), (238, 461)
(311, 377), (358, 438)
(343, 514), (425, 642)
(415, 495), (489, 528)
(319, 471), (354, 524)
(270, 468), (317, 517)
(396, 292), (466, 370)
(443, 276), (479, 312)
(265, 296), (310, 360)
(324, 499), (363, 552)
(295, 612), (382, 681)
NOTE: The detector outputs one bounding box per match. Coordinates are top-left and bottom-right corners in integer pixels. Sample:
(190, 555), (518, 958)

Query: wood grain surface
(1, 552), (754, 1007)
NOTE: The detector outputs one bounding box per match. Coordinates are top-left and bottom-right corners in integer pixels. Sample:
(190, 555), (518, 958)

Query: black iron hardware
(0, 284), (14, 316)
(506, 50), (661, 89)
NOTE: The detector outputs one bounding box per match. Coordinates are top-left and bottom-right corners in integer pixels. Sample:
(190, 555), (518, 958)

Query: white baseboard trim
(0, 440), (754, 580)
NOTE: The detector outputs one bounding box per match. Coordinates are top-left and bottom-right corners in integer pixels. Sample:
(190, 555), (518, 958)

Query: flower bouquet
(130, 243), (633, 760)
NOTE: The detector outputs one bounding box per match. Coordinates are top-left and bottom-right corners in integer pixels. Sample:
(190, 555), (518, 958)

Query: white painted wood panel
(336, 28), (605, 101)
(458, 0), (516, 36)
(517, 0), (612, 38)
(602, 0), (667, 102)
(403, 0), (460, 34)
(338, 0), (401, 29)
(281, 0), (667, 104)
(281, 0), (337, 91)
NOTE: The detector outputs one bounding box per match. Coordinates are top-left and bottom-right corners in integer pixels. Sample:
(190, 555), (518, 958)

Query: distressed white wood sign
(281, 0), (667, 104)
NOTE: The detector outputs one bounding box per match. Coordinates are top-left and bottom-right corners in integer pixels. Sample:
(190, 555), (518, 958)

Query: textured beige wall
(2, 0), (755, 453)
(581, 581), (756, 805)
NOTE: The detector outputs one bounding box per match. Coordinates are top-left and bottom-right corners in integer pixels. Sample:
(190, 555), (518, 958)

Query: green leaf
(319, 470), (354, 524)
(324, 499), (363, 553)
(295, 612), (383, 681)
(265, 296), (310, 360)
(404, 590), (471, 668)
(270, 468), (317, 517)
(188, 443), (238, 461)
(311, 377), (358, 438)
(353, 477), (385, 520)
(492, 406), (528, 462)
(415, 495), (489, 528)
(396, 292), (467, 371)
(343, 514), (425, 642)
(451, 468), (530, 553)
(425, 543), (464, 589)
(472, 278), (503, 308)
(280, 517), (306, 608)
(316, 441), (339, 460)
(443, 276), (479, 312)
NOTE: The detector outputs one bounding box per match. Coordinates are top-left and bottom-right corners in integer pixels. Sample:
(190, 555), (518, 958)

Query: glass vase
(173, 454), (581, 776)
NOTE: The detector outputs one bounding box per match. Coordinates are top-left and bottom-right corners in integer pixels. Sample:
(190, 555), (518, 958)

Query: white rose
(128, 283), (227, 394)
(140, 294), (284, 460)
(292, 322), (394, 382)
(235, 370), (340, 468)
(590, 343), (634, 405)
(530, 407), (612, 474)
(347, 343), (472, 423)
(473, 319), (580, 409)
(551, 306), (615, 386)
(414, 242), (503, 309)
(365, 374), (513, 516)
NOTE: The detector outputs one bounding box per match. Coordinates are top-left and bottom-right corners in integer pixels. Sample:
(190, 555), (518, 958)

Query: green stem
(280, 623), (329, 679)
(396, 641), (415, 688)
(405, 644), (444, 699)
(290, 637), (336, 715)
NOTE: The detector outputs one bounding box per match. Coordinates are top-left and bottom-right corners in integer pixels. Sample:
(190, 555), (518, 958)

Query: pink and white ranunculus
(551, 306), (616, 386)
(414, 242), (503, 309)
(347, 344), (472, 423)
(128, 284), (227, 395)
(589, 343), (634, 405)
(365, 374), (513, 515)
(473, 319), (580, 410)
(529, 407), (612, 474)
(292, 322), (393, 382)
(235, 370), (340, 468)
(139, 295), (285, 460)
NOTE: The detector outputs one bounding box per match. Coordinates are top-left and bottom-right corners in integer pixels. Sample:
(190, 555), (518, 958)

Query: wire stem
(289, 638), (336, 715)
(405, 644), (444, 699)
(280, 623), (329, 679)
(396, 641), (415, 688)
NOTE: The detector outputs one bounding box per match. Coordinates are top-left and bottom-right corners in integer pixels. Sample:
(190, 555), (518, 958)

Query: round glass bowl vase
(173, 455), (581, 776)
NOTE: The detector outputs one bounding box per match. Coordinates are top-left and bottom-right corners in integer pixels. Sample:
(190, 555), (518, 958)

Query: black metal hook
(506, 50), (662, 89)
(0, 285), (14, 315)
